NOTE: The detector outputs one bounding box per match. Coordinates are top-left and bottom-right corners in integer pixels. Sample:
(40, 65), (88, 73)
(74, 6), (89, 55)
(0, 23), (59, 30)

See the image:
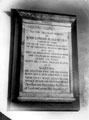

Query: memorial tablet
(19, 19), (74, 101)
(8, 9), (80, 110)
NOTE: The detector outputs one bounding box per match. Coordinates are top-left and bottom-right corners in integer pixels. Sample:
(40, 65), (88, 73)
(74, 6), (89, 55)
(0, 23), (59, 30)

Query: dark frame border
(8, 9), (80, 111)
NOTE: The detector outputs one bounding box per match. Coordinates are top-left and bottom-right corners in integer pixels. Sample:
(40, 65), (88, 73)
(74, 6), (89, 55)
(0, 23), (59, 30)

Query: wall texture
(0, 0), (89, 119)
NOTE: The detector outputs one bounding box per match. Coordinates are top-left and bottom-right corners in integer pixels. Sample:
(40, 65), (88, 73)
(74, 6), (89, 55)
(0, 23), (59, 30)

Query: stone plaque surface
(19, 19), (74, 101)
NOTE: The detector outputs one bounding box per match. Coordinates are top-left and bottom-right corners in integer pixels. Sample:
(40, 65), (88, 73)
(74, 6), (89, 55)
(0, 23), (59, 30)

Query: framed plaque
(8, 9), (80, 111)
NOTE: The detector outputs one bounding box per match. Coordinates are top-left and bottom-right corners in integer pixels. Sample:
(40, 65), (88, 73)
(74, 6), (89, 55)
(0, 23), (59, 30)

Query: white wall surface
(0, 0), (89, 120)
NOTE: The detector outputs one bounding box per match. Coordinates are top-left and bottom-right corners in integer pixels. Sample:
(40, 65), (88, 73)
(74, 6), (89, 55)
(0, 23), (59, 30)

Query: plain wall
(0, 0), (89, 119)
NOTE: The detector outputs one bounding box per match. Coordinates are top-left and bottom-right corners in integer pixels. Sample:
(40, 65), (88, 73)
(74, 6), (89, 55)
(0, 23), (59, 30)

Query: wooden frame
(8, 9), (79, 111)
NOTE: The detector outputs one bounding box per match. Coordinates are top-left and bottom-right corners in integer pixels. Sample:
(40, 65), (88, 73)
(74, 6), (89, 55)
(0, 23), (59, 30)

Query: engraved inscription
(22, 20), (71, 99)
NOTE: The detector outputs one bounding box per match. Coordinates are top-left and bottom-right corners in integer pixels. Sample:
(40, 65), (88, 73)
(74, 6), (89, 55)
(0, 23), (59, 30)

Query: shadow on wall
(6, 0), (89, 109)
